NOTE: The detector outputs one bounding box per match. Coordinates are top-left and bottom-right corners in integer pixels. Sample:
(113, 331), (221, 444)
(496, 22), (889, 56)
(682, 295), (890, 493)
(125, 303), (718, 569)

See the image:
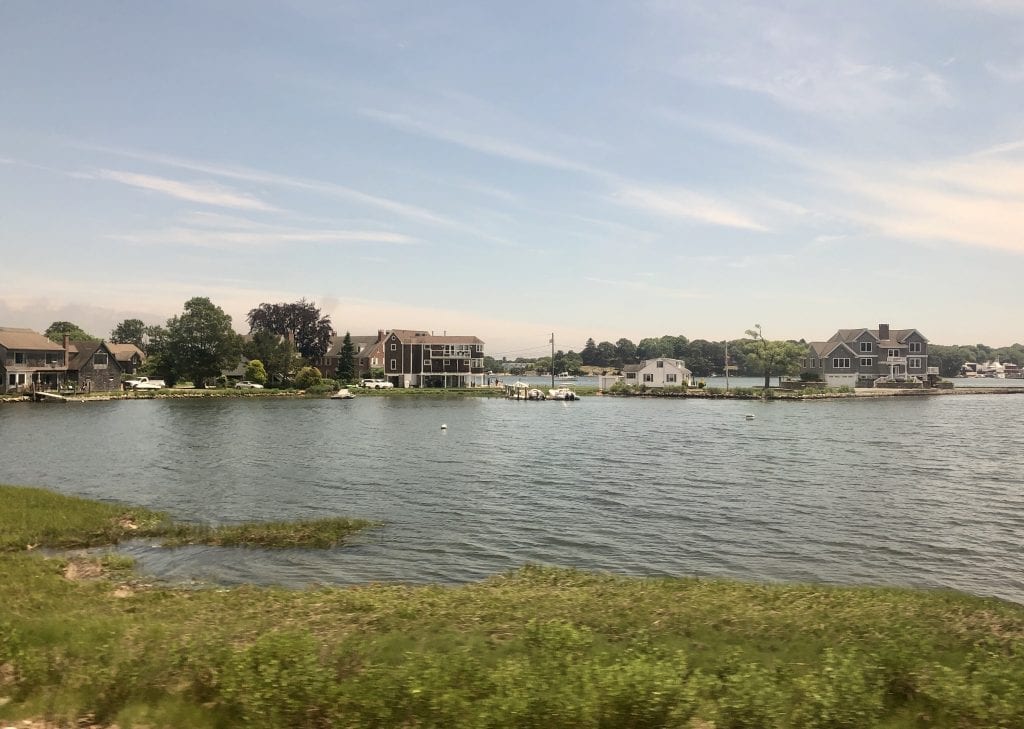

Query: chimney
(878, 323), (890, 341)
(62, 334), (70, 350)
(377, 329), (385, 342)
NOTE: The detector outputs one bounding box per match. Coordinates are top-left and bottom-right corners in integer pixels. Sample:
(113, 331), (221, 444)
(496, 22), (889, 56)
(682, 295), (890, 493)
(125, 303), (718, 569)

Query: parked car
(235, 381), (264, 389)
(124, 377), (166, 390)
(360, 379), (394, 389)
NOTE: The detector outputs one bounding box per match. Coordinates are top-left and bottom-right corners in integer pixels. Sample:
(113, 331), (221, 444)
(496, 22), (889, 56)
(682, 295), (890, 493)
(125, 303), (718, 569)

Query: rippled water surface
(2, 393), (1022, 602)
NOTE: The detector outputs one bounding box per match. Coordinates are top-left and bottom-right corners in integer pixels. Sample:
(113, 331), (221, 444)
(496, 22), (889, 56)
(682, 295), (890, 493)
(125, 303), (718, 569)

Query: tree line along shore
(2, 483), (1023, 729)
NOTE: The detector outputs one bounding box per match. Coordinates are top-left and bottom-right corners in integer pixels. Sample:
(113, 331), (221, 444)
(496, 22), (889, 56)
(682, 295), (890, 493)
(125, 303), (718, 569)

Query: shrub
(294, 366), (323, 389)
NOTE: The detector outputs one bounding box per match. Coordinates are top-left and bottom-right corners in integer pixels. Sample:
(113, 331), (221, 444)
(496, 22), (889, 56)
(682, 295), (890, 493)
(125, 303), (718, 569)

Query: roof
(106, 343), (146, 361)
(826, 326), (927, 345)
(809, 341), (857, 358)
(0, 327), (65, 351)
(67, 340), (107, 371)
(389, 330), (484, 345)
(622, 364), (642, 373)
(325, 334), (380, 357)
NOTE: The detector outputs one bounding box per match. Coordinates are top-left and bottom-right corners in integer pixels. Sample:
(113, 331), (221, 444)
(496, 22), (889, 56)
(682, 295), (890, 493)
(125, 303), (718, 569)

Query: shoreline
(4, 383), (1024, 405)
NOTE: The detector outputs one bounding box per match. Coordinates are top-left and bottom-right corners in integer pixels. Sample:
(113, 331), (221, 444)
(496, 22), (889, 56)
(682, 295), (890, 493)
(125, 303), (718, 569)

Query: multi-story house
(620, 358), (694, 388)
(319, 332), (385, 378)
(381, 329), (486, 388)
(802, 323), (932, 387)
(66, 340), (125, 392)
(0, 327), (68, 392)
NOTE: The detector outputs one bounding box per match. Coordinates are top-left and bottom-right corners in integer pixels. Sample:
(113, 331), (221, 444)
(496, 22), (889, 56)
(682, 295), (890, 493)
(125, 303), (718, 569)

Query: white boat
(330, 388), (355, 399)
(556, 372), (577, 380)
(548, 387), (579, 401)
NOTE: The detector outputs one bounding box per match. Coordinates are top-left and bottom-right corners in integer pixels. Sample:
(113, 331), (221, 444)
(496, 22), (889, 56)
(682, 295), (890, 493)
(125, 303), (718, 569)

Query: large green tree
(335, 332), (356, 383)
(243, 331), (301, 387)
(743, 325), (806, 389)
(109, 319), (148, 349)
(44, 321), (97, 343)
(246, 299), (335, 362)
(162, 298), (242, 388)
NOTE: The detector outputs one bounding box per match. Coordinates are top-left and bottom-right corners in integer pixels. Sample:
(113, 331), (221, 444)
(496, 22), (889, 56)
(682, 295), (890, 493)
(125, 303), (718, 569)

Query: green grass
(0, 484), (377, 551)
(2, 485), (1024, 728)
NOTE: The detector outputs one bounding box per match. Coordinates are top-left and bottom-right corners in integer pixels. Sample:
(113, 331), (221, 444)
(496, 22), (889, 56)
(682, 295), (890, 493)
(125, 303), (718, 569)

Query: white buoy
(441, 423), (448, 429)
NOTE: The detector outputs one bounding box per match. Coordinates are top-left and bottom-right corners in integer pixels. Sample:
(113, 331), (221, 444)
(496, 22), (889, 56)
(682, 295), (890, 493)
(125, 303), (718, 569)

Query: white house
(620, 358), (694, 388)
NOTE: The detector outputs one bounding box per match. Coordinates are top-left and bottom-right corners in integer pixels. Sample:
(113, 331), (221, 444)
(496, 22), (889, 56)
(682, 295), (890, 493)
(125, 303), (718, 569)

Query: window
(390, 343), (397, 351)
(93, 352), (108, 366)
(909, 357), (922, 368)
(389, 359), (396, 369)
(909, 342), (922, 353)
(860, 358), (872, 367)
(833, 358), (851, 369)
(656, 360), (664, 368)
(666, 373), (677, 383)
(859, 342), (872, 352)
(811, 358), (818, 368)
(14, 352), (25, 364)
(46, 353), (62, 365)
(7, 374), (14, 386)
(643, 373), (654, 382)
(888, 349), (900, 357)
(625, 372), (636, 379)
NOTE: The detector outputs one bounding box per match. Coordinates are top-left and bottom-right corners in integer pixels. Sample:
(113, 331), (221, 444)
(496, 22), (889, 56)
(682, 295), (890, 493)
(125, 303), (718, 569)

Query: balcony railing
(886, 357), (907, 365)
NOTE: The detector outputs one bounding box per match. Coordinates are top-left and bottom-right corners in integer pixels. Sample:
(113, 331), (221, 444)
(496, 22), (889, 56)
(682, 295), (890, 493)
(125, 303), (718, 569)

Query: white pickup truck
(360, 378), (394, 389)
(124, 377), (166, 390)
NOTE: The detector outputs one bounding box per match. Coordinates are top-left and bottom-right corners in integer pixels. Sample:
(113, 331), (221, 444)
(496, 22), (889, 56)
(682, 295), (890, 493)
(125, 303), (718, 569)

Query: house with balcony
(0, 327), (68, 393)
(801, 324), (933, 388)
(619, 358), (694, 389)
(381, 329), (486, 388)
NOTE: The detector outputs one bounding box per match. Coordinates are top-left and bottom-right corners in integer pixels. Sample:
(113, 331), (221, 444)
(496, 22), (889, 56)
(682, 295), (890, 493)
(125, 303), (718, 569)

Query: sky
(2, 1), (1023, 359)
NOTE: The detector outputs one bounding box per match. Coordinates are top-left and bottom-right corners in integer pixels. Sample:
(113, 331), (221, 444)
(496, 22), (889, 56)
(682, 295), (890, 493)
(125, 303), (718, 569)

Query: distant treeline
(495, 336), (1024, 379)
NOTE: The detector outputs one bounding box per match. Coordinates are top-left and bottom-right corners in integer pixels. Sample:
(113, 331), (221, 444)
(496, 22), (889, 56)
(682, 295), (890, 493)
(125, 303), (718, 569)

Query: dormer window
(859, 342), (872, 353)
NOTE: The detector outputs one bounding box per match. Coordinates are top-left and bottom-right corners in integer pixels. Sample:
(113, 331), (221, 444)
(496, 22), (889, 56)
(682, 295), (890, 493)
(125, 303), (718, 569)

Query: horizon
(3, 2), (1023, 356)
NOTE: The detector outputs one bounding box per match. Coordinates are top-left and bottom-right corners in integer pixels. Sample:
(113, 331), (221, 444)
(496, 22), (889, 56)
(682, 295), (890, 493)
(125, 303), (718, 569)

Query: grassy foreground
(2, 487), (1024, 728)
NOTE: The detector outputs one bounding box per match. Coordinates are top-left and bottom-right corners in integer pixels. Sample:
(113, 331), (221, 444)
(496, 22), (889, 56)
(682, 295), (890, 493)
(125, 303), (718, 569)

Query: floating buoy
(441, 423), (448, 430)
(745, 414), (755, 420)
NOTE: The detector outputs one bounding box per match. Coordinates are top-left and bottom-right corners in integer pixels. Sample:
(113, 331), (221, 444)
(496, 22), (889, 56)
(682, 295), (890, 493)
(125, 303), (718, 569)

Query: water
(1, 393), (1022, 602)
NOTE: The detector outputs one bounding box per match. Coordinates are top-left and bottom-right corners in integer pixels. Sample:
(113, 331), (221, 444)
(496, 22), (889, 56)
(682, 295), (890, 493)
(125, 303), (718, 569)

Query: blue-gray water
(2, 391), (1022, 603)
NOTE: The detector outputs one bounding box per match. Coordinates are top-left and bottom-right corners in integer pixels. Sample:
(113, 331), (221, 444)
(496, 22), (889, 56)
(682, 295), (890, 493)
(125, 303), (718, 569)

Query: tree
(243, 331), (301, 387)
(335, 332), (356, 383)
(294, 366), (322, 389)
(246, 299), (335, 363)
(244, 359), (268, 385)
(614, 338), (637, 367)
(110, 319), (148, 349)
(44, 321), (97, 343)
(580, 338), (600, 366)
(743, 325), (806, 389)
(163, 297), (242, 388)
(596, 341), (617, 368)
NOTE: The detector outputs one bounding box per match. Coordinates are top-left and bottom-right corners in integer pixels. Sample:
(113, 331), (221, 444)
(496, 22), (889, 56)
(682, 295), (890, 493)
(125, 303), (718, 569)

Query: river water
(1, 391), (1022, 602)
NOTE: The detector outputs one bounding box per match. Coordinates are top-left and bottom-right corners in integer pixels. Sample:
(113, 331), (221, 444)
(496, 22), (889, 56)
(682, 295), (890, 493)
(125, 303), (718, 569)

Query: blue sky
(2, 1), (1023, 358)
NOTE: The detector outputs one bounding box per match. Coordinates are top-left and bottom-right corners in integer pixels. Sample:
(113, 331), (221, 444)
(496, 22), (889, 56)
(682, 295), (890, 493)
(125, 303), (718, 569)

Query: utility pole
(724, 340), (730, 392)
(550, 333), (555, 388)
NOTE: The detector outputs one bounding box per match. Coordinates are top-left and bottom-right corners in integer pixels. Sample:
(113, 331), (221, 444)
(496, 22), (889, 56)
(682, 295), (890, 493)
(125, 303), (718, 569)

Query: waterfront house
(801, 323), (933, 388)
(0, 327), (68, 393)
(319, 332), (384, 378)
(381, 329), (486, 388)
(106, 343), (146, 374)
(621, 358), (694, 388)
(66, 340), (125, 392)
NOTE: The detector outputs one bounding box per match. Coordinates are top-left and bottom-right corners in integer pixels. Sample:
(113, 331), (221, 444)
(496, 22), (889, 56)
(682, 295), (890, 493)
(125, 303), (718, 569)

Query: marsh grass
(0, 485), (376, 551)
(2, 486), (1024, 728)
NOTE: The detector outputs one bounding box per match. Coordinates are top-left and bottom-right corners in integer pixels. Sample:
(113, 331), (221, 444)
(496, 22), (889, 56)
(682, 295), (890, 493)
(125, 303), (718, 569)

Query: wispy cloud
(611, 185), (770, 232)
(78, 169), (278, 211)
(358, 107), (605, 176)
(75, 143), (461, 228)
(985, 58), (1024, 82)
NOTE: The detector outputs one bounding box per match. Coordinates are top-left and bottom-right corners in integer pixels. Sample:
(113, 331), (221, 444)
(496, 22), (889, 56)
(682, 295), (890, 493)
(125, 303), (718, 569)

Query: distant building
(618, 358), (694, 389)
(0, 327), (67, 393)
(320, 332), (385, 378)
(801, 323), (933, 387)
(381, 329), (486, 388)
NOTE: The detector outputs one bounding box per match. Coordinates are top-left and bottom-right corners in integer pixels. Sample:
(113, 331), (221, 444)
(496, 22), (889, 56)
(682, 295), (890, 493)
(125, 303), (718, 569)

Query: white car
(235, 381), (264, 389)
(360, 379), (394, 389)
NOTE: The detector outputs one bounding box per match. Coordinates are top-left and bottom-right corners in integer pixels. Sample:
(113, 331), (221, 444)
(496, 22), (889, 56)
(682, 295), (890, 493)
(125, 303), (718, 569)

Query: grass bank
(0, 484), (376, 551)
(2, 485), (1023, 728)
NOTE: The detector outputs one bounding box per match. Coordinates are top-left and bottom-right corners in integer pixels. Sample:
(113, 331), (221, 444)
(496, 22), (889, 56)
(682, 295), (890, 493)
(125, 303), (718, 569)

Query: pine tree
(335, 332), (356, 383)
